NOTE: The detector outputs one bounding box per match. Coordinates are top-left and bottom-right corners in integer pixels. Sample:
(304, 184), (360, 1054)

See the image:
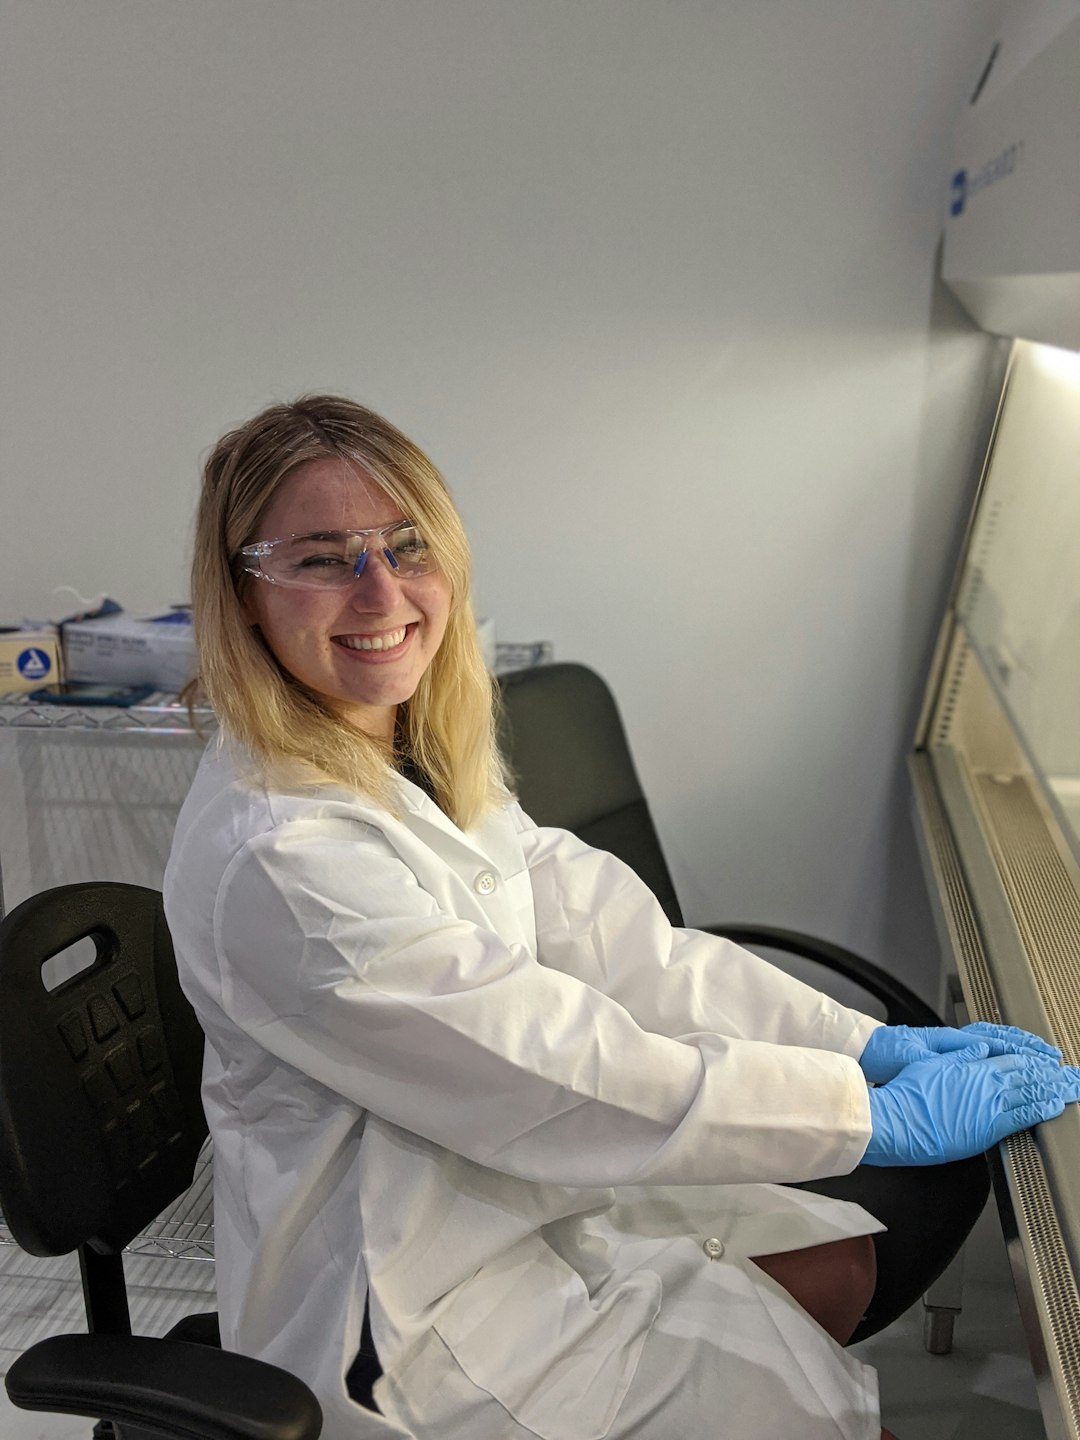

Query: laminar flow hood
(943, 15), (1080, 350)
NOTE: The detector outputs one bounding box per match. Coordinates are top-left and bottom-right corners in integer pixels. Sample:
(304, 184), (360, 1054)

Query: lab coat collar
(391, 771), (524, 880)
(213, 732), (524, 881)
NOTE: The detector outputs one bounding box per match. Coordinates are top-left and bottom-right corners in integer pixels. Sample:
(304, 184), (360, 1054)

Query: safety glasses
(236, 522), (436, 590)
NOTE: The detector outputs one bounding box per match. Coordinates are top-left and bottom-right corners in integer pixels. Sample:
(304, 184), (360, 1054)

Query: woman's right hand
(862, 1047), (1080, 1166)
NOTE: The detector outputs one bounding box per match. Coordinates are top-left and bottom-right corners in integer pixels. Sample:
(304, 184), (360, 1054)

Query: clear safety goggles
(236, 522), (436, 590)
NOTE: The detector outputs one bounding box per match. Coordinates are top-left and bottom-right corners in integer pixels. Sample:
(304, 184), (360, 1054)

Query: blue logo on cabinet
(17, 647), (53, 681)
(950, 142), (1024, 220)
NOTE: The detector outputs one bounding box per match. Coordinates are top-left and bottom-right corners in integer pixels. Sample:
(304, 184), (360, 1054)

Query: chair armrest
(6, 1333), (322, 1440)
(701, 923), (943, 1027)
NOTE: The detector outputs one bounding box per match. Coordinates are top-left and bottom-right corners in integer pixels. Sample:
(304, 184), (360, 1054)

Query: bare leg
(751, 1234), (877, 1346)
(753, 1238), (895, 1435)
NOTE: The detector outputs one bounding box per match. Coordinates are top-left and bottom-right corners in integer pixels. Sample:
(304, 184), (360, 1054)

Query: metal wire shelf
(0, 691), (215, 736)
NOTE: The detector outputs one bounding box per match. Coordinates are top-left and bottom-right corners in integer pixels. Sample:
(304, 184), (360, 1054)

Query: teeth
(337, 627), (407, 652)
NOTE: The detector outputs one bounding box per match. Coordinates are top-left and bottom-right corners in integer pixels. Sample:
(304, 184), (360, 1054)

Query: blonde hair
(190, 394), (505, 828)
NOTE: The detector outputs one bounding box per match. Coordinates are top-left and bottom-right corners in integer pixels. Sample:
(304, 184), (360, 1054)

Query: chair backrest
(497, 664), (943, 1032)
(0, 883), (207, 1258)
(498, 663), (683, 926)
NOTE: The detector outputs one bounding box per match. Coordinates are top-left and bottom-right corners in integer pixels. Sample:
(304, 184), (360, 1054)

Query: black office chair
(0, 881), (323, 1440)
(498, 661), (989, 1346)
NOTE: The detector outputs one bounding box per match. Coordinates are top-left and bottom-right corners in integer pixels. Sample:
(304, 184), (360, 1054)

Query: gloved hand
(863, 1048), (1080, 1166)
(858, 1021), (1061, 1084)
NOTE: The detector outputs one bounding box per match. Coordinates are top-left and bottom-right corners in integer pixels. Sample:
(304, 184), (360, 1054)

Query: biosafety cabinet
(941, 12), (1080, 351)
(912, 15), (1080, 1437)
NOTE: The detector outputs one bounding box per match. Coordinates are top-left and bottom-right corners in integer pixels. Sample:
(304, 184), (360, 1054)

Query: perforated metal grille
(976, 775), (1080, 1065)
(916, 760), (1080, 1438)
(1007, 1130), (1080, 1436)
(911, 758), (1001, 1023)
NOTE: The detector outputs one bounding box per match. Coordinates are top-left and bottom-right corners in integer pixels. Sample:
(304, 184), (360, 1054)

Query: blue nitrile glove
(858, 1022), (1062, 1084)
(863, 1048), (1080, 1166)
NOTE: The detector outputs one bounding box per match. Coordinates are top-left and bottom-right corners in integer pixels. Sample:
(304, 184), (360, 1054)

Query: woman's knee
(751, 1234), (877, 1346)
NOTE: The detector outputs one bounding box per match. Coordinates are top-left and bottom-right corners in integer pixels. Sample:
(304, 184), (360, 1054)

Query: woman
(164, 394), (1080, 1440)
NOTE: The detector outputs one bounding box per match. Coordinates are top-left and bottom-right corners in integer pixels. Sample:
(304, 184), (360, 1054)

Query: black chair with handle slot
(497, 661), (989, 1348)
(0, 881), (323, 1440)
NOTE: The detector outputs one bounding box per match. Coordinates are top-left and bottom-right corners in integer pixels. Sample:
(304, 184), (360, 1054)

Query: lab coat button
(703, 1237), (725, 1260)
(474, 870), (497, 895)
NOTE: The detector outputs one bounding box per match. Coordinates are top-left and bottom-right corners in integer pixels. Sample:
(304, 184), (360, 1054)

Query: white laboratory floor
(0, 1195), (1047, 1440)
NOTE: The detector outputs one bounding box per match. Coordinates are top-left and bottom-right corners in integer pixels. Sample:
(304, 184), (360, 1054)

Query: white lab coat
(163, 737), (885, 1440)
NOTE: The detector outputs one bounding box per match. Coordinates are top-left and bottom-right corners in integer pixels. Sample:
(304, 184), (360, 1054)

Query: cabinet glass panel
(952, 339), (1080, 857)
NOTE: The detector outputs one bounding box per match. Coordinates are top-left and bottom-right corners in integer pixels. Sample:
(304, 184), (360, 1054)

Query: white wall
(2, 0), (1013, 1000)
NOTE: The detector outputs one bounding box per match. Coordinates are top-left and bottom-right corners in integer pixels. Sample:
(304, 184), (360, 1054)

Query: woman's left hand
(858, 1021), (1062, 1084)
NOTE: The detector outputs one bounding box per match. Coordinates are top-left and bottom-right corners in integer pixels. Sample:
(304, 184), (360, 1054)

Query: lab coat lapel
(393, 774), (525, 880)
(393, 776), (536, 952)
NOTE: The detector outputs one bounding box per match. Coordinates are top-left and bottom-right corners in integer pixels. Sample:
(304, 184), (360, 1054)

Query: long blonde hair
(190, 394), (505, 828)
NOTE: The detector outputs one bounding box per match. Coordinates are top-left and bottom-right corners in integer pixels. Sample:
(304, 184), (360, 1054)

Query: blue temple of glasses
(351, 547), (400, 578)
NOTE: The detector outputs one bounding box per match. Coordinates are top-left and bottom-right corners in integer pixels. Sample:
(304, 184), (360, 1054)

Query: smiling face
(241, 456), (452, 741)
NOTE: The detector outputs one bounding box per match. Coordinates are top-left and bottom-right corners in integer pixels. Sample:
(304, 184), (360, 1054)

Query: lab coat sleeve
(516, 813), (882, 1060)
(212, 815), (872, 1189)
